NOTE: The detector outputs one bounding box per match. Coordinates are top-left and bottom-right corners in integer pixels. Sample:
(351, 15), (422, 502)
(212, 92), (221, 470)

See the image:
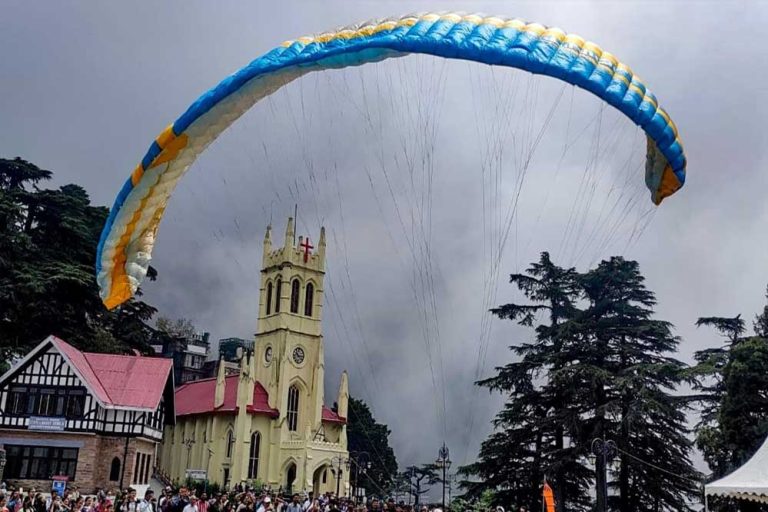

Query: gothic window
(226, 429), (234, 458)
(109, 457), (121, 481)
(275, 278), (282, 313)
(290, 279), (300, 313)
(304, 283), (314, 317)
(266, 281), (273, 315)
(287, 385), (300, 432)
(248, 432), (261, 479)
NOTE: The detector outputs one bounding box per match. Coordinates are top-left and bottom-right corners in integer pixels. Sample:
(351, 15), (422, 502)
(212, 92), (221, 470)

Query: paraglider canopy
(96, 12), (686, 310)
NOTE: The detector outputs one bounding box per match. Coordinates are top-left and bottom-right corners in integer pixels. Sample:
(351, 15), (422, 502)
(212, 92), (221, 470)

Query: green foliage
(401, 464), (440, 505)
(461, 252), (590, 512)
(693, 304), (768, 512)
(566, 257), (700, 512)
(464, 254), (700, 512)
(347, 396), (399, 497)
(157, 316), (197, 339)
(695, 311), (768, 484)
(0, 157), (159, 359)
(450, 490), (496, 512)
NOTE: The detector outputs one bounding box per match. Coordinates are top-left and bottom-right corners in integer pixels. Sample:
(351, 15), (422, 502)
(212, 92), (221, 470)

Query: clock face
(292, 347), (305, 365)
(264, 346), (273, 364)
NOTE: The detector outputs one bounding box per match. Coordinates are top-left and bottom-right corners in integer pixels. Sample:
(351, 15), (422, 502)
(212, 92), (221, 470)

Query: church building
(158, 219), (350, 494)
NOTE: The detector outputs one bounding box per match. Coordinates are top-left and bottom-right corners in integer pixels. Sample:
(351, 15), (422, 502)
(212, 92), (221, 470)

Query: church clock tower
(159, 218), (347, 494)
(254, 217), (332, 460)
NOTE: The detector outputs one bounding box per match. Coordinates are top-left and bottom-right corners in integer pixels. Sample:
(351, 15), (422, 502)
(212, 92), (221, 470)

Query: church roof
(174, 375), (346, 424)
(0, 335), (174, 412)
(174, 374), (279, 418)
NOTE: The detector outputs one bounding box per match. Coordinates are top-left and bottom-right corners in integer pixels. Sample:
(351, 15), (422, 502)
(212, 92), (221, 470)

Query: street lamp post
(435, 443), (452, 511)
(591, 438), (617, 512)
(331, 456), (350, 497)
(349, 451), (371, 501)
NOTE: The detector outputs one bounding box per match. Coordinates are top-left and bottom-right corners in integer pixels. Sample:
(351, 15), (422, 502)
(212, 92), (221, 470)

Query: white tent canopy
(706, 435), (768, 505)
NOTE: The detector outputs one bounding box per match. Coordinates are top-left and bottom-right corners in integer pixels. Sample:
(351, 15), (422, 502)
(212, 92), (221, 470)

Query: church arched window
(275, 278), (282, 313)
(248, 432), (261, 479)
(287, 385), (300, 432)
(304, 283), (314, 317)
(290, 279), (300, 313)
(226, 429), (234, 458)
(266, 281), (273, 315)
(109, 457), (121, 481)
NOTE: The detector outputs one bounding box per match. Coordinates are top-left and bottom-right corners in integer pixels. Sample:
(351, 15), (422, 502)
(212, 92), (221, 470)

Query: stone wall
(0, 429), (157, 494)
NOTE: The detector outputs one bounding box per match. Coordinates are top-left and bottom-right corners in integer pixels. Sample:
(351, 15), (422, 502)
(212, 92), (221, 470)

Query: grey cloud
(3, 0), (768, 473)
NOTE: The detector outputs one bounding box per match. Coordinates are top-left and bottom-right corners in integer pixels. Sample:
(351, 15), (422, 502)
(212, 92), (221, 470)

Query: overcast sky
(4, 1), (768, 477)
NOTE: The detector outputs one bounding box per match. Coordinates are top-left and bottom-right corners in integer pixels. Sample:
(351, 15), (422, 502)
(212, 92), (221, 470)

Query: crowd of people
(0, 485), (466, 512)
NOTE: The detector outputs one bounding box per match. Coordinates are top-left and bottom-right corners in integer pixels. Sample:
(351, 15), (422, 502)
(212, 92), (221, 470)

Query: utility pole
(435, 443), (452, 511)
(592, 438), (617, 512)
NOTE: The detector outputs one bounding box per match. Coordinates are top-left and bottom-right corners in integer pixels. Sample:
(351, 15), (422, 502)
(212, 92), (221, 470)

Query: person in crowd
(119, 489), (138, 512)
(284, 495), (301, 512)
(196, 495), (207, 512)
(137, 490), (154, 512)
(182, 496), (199, 512)
(254, 497), (270, 512)
(1, 492), (9, 512)
(33, 494), (46, 512)
(21, 497), (34, 512)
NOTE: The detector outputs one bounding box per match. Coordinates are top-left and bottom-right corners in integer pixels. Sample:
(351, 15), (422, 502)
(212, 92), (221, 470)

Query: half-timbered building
(0, 335), (174, 494)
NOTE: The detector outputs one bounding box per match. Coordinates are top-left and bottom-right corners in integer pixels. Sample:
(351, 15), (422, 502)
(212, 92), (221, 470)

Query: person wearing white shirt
(182, 497), (199, 512)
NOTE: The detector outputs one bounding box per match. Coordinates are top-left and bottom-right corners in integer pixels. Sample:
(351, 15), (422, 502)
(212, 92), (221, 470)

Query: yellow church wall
(159, 219), (349, 494)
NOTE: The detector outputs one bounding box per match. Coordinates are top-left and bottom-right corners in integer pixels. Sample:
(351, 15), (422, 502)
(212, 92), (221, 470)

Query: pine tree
(346, 397), (399, 497)
(461, 252), (591, 512)
(0, 157), (159, 367)
(558, 257), (699, 512)
(693, 301), (768, 512)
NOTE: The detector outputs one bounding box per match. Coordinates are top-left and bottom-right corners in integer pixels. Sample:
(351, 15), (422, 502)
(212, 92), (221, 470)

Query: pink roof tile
(51, 336), (172, 410)
(175, 374), (278, 418)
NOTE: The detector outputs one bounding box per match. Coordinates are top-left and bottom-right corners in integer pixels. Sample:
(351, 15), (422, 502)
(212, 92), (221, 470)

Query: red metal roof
(322, 406), (346, 424)
(175, 374), (279, 418)
(51, 336), (172, 410)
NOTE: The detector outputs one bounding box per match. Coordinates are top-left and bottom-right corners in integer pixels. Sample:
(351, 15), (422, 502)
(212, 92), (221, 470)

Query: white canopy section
(706, 436), (768, 504)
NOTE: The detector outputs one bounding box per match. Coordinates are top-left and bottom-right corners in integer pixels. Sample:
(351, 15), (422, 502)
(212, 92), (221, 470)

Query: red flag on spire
(542, 482), (555, 512)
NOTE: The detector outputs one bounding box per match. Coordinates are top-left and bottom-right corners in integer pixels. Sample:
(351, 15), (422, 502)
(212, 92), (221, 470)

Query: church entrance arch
(285, 462), (297, 494)
(312, 463), (330, 495)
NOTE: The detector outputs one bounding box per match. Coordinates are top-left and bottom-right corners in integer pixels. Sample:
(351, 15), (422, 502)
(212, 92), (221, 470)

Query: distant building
(219, 337), (254, 362)
(153, 331), (211, 385)
(0, 336), (174, 494)
(201, 359), (239, 379)
(158, 218), (349, 493)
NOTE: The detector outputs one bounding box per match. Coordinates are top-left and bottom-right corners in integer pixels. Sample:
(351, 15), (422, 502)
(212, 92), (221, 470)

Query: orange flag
(543, 482), (555, 512)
